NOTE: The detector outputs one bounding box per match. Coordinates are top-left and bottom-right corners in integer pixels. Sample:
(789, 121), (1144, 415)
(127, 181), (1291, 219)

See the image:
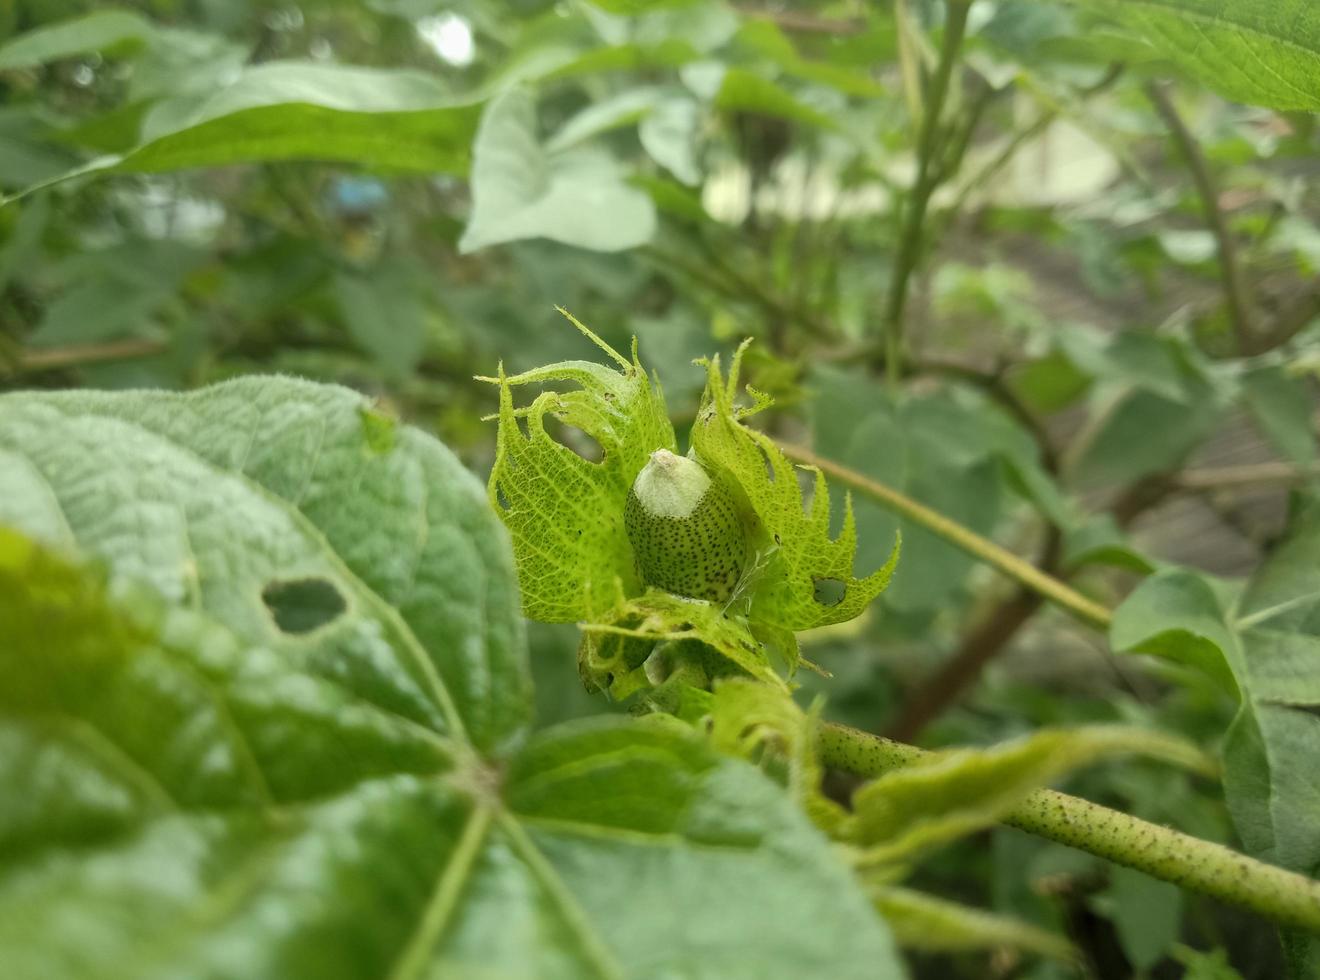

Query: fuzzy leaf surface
(0, 377), (529, 752)
(0, 378), (904, 979)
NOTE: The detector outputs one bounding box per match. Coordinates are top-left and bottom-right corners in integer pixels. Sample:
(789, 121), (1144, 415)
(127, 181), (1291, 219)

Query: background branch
(879, 0), (972, 385)
(1145, 80), (1254, 353)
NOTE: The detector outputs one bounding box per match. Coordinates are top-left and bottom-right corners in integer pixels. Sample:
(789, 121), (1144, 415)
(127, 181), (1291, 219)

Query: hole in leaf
(543, 415), (603, 463)
(262, 577), (348, 634)
(495, 483), (511, 510)
(756, 444), (776, 483)
(812, 578), (846, 607)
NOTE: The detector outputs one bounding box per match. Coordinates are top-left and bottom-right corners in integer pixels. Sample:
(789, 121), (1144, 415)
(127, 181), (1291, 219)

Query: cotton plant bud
(624, 449), (747, 602)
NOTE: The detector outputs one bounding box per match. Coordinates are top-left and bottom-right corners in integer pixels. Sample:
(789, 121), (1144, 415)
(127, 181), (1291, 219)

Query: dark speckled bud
(624, 449), (746, 602)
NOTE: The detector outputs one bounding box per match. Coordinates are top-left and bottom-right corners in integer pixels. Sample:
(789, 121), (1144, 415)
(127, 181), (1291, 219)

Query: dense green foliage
(2, 1), (1319, 977)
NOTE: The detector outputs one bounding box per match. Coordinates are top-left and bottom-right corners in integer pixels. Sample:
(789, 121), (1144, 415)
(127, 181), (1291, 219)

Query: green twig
(1144, 80), (1254, 354)
(880, 0), (972, 387)
(818, 723), (1320, 934)
(777, 441), (1113, 630)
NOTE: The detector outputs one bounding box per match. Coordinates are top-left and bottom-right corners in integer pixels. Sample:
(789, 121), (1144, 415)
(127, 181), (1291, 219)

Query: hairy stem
(880, 0), (972, 386)
(818, 723), (1320, 934)
(777, 442), (1113, 630)
(1144, 81), (1254, 353)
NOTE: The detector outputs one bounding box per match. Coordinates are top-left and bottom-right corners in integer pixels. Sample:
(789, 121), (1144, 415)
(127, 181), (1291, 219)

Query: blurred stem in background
(1144, 80), (1255, 354)
(880, 0), (972, 388)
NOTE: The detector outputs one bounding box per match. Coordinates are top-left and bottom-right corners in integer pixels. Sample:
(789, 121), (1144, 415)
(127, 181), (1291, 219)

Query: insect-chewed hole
(495, 483), (511, 510)
(262, 577), (348, 634)
(543, 416), (603, 463)
(756, 443), (776, 483)
(812, 578), (846, 607)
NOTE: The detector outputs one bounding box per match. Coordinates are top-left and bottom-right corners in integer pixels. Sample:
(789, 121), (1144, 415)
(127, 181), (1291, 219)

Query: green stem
(880, 0), (972, 387)
(1144, 80), (1254, 354)
(818, 723), (1320, 934)
(777, 441), (1113, 630)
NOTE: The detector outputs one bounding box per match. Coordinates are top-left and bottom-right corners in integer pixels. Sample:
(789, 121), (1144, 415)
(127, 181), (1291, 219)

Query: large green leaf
(459, 88), (657, 253)
(0, 9), (153, 69)
(0, 377), (528, 751)
(1111, 500), (1320, 879)
(4, 62), (482, 202)
(1066, 0), (1320, 111)
(0, 379), (904, 978)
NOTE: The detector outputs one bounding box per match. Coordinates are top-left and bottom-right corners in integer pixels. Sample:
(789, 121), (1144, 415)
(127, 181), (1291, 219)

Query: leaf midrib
(388, 803), (494, 980)
(497, 811), (625, 980)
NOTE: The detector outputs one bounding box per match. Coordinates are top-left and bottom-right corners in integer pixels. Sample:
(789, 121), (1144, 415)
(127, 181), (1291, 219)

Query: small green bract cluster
(483, 310), (898, 695)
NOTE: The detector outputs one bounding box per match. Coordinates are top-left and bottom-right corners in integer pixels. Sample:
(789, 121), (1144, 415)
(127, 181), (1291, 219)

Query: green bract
(483, 312), (900, 696)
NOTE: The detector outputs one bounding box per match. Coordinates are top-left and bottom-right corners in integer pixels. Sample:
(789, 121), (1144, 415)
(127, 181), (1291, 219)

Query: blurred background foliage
(2, 1), (1318, 976)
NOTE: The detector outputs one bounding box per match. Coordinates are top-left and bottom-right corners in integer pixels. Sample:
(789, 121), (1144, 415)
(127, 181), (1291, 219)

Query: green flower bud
(624, 449), (747, 602)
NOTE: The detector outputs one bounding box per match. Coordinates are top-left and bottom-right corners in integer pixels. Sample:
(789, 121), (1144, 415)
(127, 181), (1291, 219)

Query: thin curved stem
(818, 723), (1320, 934)
(880, 0), (972, 387)
(777, 442), (1113, 630)
(1145, 80), (1254, 354)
